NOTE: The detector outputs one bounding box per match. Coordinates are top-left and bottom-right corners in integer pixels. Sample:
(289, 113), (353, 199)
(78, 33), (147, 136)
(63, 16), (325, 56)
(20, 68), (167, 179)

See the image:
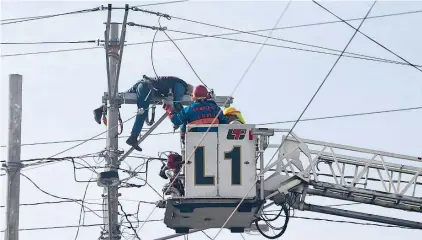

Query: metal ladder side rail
(292, 201), (422, 230)
(307, 186), (422, 213)
(265, 134), (422, 197)
(309, 180), (422, 205)
(313, 153), (422, 196)
(283, 136), (422, 163)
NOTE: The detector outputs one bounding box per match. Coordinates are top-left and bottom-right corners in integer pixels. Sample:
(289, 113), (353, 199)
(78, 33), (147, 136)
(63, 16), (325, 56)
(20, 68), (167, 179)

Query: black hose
(254, 203), (290, 239)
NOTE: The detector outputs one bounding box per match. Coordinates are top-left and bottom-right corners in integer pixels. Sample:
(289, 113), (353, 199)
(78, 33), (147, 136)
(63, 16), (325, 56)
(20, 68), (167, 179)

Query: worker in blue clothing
(163, 85), (229, 142)
(93, 75), (194, 151)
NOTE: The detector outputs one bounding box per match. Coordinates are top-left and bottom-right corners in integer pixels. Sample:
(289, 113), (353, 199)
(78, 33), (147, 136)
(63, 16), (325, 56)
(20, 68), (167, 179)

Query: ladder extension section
(265, 131), (422, 212)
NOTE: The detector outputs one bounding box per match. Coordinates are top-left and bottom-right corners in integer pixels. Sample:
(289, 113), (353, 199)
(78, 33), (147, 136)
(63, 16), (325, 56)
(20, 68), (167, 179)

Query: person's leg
(94, 79), (142, 125)
(173, 83), (186, 112)
(126, 81), (152, 150)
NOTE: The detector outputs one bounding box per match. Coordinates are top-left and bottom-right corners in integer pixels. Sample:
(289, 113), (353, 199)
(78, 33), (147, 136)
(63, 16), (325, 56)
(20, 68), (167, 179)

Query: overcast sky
(1, 0), (422, 240)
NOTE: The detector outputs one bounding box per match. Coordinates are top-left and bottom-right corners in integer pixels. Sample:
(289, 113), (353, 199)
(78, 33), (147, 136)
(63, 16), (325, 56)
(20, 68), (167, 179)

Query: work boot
(93, 106), (103, 124)
(126, 135), (142, 152)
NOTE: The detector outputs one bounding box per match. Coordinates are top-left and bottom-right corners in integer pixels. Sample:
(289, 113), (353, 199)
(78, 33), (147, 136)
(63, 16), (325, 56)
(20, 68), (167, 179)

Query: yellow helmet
(223, 107), (246, 124)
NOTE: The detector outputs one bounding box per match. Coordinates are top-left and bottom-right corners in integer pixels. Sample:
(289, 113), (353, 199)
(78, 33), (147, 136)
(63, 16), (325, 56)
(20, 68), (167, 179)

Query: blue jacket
(170, 99), (229, 136)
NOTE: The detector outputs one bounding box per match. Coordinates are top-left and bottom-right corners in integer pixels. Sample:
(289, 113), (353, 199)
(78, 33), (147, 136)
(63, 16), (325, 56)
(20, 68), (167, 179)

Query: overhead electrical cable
(313, 0), (422, 73)
(20, 113), (138, 172)
(212, 2), (377, 239)
(1, 105), (420, 149)
(1, 0), (188, 25)
(163, 28), (422, 67)
(2, 9), (422, 62)
(1, 6), (103, 25)
(1, 40), (99, 45)
(136, 2), (294, 236)
(0, 220), (163, 233)
(20, 173), (103, 218)
(3, 29), (420, 68)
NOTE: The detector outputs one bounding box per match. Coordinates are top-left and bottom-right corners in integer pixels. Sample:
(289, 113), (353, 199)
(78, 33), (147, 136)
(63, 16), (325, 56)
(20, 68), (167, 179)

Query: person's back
(164, 85), (229, 139)
(152, 76), (188, 97)
(182, 100), (224, 124)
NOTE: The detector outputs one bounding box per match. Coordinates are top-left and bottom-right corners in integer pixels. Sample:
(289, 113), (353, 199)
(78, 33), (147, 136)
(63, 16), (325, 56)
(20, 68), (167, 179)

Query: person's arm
(164, 104), (190, 127)
(217, 108), (229, 124)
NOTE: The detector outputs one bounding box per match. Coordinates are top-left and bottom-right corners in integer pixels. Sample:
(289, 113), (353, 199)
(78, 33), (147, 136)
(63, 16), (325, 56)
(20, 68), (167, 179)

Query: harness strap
(102, 109), (123, 135)
(145, 105), (156, 126)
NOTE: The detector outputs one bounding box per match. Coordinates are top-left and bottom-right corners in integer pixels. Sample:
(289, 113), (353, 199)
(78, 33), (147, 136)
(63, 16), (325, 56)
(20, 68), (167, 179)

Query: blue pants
(128, 80), (185, 138)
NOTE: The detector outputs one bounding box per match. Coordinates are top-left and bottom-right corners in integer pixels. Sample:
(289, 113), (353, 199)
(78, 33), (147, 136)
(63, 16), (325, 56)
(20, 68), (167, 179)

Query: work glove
(163, 103), (177, 120)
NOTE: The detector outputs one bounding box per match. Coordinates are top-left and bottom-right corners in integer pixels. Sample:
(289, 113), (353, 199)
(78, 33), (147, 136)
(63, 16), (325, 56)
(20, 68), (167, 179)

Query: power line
(167, 11), (409, 66)
(20, 173), (103, 218)
(213, 3), (376, 239)
(3, 9), (422, 58)
(0, 200), (103, 208)
(1, 40), (98, 45)
(163, 28), (422, 68)
(140, 6), (422, 67)
(212, 2), (293, 238)
(1, 6), (103, 25)
(158, 18), (209, 89)
(257, 106), (422, 126)
(1, 105), (420, 149)
(0, 199), (155, 208)
(20, 113), (138, 172)
(1, 0), (189, 25)
(1, 156), (75, 163)
(0, 220), (163, 232)
(132, 0), (189, 8)
(312, 1), (422, 74)
(0, 130), (174, 148)
(74, 180), (92, 240)
(3, 27), (420, 68)
(262, 0), (377, 169)
(119, 202), (141, 240)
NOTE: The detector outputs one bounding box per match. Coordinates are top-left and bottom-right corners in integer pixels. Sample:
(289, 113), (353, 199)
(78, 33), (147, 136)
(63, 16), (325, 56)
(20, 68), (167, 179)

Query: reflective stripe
(188, 118), (220, 125)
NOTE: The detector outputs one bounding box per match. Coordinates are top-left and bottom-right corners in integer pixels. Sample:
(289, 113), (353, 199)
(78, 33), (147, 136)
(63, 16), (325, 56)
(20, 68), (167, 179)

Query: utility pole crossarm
(103, 92), (233, 107)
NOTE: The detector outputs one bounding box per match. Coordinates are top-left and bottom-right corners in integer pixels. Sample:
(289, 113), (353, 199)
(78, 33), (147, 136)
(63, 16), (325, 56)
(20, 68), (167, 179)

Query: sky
(1, 0), (422, 239)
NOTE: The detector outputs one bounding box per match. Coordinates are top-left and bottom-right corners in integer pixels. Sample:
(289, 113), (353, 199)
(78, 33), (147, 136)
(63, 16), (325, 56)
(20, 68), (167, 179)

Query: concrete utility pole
(5, 74), (23, 240)
(100, 22), (121, 240)
(98, 5), (129, 240)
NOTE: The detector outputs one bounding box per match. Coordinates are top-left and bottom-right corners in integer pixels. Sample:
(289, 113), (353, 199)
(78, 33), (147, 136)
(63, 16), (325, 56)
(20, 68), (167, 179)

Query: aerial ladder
(157, 125), (421, 239)
(263, 129), (422, 234)
(104, 91), (421, 239)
